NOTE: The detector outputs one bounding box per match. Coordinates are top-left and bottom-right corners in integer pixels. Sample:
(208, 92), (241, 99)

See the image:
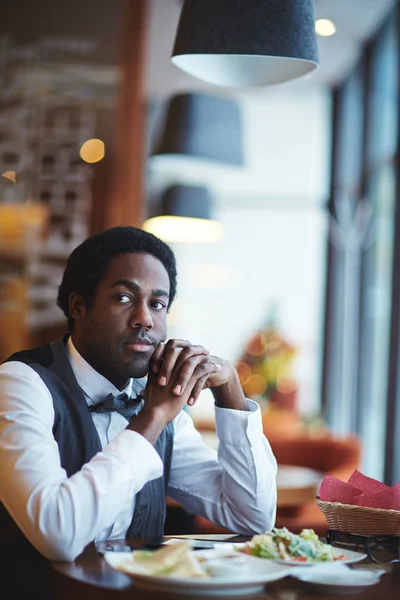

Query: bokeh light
(276, 376), (297, 394)
(243, 374), (268, 397)
(315, 18), (336, 37)
(79, 139), (105, 163)
(235, 361), (252, 385)
(1, 171), (16, 183)
(245, 333), (267, 356)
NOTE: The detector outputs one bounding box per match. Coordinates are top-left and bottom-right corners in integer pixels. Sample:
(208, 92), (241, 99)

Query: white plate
(295, 581), (378, 595)
(104, 549), (292, 596)
(234, 543), (367, 566)
(291, 564), (384, 594)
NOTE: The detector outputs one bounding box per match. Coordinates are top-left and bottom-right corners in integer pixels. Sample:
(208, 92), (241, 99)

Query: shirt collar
(66, 337), (132, 405)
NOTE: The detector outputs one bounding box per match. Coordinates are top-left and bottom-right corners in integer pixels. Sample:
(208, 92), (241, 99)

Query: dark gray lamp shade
(152, 93), (244, 166)
(162, 184), (213, 220)
(142, 184), (223, 242)
(171, 0), (319, 87)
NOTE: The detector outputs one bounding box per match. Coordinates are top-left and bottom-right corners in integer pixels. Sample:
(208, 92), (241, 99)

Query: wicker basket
(316, 497), (400, 536)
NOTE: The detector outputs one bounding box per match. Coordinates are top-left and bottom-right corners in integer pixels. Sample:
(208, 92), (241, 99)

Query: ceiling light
(171, 0), (319, 87)
(150, 93), (244, 167)
(315, 19), (336, 37)
(142, 185), (223, 243)
(143, 216), (223, 243)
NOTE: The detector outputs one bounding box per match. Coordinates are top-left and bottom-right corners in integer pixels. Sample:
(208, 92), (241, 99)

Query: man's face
(71, 252), (170, 389)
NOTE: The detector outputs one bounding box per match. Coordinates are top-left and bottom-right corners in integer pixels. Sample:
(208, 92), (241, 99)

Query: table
(50, 536), (400, 599)
(276, 465), (322, 507)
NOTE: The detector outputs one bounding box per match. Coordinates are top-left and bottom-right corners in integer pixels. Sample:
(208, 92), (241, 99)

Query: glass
(357, 166), (396, 480)
(335, 64), (365, 197)
(325, 193), (366, 435)
(367, 15), (398, 168)
(324, 240), (346, 431)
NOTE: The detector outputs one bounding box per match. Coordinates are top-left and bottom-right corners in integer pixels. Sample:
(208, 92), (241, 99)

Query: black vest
(0, 337), (173, 599)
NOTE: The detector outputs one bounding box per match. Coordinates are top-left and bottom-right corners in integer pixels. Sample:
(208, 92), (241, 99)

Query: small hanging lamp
(142, 184), (223, 243)
(171, 0), (319, 88)
(150, 92), (244, 166)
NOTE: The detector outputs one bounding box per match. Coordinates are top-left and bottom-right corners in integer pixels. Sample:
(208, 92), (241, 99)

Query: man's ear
(69, 292), (86, 323)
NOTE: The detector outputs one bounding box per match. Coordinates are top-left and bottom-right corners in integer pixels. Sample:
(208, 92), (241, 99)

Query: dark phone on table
(97, 535), (242, 555)
(97, 544), (133, 555)
(163, 538), (219, 550)
(147, 536), (242, 550)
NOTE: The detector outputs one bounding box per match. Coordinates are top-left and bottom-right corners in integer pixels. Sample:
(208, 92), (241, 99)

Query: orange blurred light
(245, 333), (267, 356)
(265, 338), (281, 352)
(235, 361), (252, 384)
(243, 374), (268, 397)
(80, 139), (105, 163)
(0, 202), (48, 252)
(1, 171), (16, 183)
(276, 376), (297, 394)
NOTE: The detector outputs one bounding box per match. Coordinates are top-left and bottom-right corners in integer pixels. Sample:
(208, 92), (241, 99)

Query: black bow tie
(89, 391), (144, 414)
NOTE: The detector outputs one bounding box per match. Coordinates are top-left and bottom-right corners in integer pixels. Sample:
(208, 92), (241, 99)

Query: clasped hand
(144, 339), (233, 423)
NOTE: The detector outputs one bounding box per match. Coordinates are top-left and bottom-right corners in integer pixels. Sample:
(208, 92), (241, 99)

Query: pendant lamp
(171, 0), (319, 87)
(150, 92), (244, 167)
(142, 184), (223, 243)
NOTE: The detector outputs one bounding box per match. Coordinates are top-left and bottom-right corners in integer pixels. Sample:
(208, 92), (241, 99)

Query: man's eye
(115, 294), (131, 304)
(151, 300), (166, 311)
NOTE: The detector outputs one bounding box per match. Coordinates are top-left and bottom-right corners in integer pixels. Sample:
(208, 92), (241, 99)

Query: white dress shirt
(0, 339), (277, 561)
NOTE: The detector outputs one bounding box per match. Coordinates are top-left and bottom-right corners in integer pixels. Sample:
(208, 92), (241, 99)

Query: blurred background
(1, 0), (399, 526)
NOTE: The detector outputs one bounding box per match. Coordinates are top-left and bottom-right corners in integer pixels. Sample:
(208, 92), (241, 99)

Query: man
(0, 226), (277, 598)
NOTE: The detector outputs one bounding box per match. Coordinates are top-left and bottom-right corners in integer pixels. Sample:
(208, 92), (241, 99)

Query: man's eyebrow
(110, 279), (169, 298)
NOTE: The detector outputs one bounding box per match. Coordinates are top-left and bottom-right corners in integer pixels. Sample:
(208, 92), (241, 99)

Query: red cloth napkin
(319, 469), (400, 510)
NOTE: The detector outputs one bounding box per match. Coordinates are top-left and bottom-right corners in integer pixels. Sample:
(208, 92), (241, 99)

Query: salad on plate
(238, 527), (347, 563)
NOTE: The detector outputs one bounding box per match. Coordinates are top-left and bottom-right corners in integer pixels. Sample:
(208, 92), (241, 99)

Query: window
(323, 9), (400, 483)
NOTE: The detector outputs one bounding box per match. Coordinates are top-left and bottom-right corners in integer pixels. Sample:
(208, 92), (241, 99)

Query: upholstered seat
(194, 434), (362, 537)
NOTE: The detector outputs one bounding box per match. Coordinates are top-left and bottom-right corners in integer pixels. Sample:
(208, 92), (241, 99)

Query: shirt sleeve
(0, 362), (163, 561)
(167, 399), (277, 535)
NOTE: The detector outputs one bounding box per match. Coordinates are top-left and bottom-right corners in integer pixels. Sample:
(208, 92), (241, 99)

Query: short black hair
(57, 226), (177, 332)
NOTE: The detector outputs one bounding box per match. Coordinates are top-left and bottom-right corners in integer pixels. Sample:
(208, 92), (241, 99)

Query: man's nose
(129, 303), (154, 330)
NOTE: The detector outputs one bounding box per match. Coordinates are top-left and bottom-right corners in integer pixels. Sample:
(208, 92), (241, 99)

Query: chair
(269, 434), (362, 536)
(194, 433), (362, 537)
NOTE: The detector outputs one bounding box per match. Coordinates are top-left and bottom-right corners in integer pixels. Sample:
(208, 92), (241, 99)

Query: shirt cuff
(214, 398), (263, 446)
(105, 430), (163, 485)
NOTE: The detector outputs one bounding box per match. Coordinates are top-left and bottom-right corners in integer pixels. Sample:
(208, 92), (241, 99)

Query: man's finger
(187, 374), (209, 406)
(173, 345), (209, 374)
(172, 360), (221, 396)
(150, 342), (165, 374)
(157, 340), (209, 386)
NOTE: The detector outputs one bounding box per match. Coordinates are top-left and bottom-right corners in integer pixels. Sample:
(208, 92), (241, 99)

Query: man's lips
(125, 342), (153, 353)
(124, 337), (157, 353)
